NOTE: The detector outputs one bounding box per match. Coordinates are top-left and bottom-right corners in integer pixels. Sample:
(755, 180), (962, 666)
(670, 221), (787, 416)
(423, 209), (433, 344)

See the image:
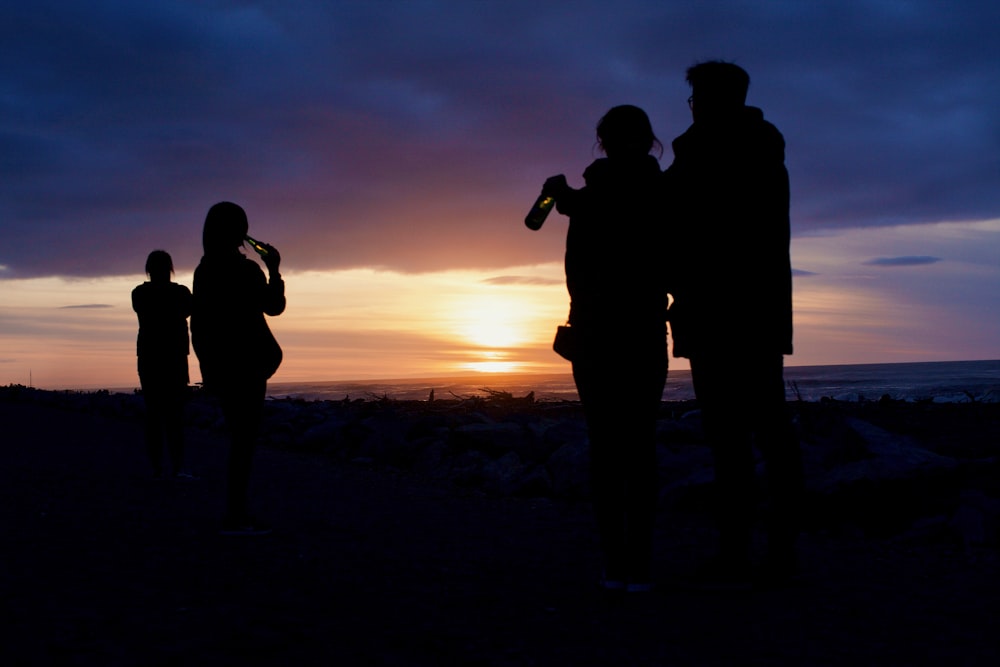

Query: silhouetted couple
(540, 61), (803, 590)
(133, 202), (285, 536)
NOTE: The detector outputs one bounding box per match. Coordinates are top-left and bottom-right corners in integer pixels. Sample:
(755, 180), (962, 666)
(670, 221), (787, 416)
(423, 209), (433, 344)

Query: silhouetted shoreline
(5, 382), (999, 525)
(3, 384), (999, 664)
(55, 359), (1000, 404)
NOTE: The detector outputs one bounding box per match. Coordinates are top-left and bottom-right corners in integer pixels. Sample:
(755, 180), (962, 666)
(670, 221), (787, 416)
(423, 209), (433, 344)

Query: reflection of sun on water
(463, 351), (520, 374)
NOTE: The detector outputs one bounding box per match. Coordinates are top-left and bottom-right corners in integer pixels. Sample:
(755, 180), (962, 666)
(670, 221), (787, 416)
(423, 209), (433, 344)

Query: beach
(3, 385), (999, 665)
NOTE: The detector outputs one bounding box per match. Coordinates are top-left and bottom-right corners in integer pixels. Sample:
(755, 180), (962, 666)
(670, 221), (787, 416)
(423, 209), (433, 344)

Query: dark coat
(191, 253), (285, 389)
(555, 154), (668, 329)
(664, 106), (793, 358)
(131, 281), (192, 386)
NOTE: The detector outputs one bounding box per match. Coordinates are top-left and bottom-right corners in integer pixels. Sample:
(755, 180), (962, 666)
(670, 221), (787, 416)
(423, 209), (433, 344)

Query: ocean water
(267, 359), (1000, 404)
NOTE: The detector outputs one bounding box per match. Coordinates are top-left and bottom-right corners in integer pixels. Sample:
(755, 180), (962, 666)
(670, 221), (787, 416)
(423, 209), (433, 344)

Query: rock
(932, 393), (974, 404)
(547, 440), (590, 499)
(450, 422), (526, 457)
(516, 465), (553, 497)
(405, 414), (453, 440)
(656, 443), (713, 483)
(450, 450), (490, 487)
(798, 411), (873, 479)
(413, 440), (449, 478)
(299, 416), (347, 450)
(541, 419), (588, 450)
(522, 418), (569, 461)
(807, 418), (957, 493)
(977, 389), (1000, 404)
(356, 417), (409, 462)
(482, 451), (527, 496)
(948, 491), (1000, 546)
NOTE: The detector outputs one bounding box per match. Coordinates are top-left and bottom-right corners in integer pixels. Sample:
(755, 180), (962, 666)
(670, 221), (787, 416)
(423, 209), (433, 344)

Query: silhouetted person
(664, 61), (803, 584)
(132, 250), (193, 479)
(543, 105), (668, 592)
(191, 202), (285, 536)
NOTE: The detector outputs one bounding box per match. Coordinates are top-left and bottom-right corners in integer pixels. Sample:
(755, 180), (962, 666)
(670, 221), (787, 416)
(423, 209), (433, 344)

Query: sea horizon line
(16, 358), (1000, 395)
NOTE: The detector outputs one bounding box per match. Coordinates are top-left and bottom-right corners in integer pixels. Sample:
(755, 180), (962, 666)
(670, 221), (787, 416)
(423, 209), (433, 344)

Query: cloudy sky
(2, 0), (999, 389)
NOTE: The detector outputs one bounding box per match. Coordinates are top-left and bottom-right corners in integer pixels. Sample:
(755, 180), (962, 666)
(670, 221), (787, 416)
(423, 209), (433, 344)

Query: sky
(2, 0), (999, 389)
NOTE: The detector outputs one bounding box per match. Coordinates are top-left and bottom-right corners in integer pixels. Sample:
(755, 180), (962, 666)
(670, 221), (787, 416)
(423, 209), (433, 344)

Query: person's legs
(575, 328), (666, 588)
(575, 358), (627, 585)
(621, 349), (666, 586)
(164, 383), (187, 476)
(691, 355), (755, 570)
(621, 410), (658, 586)
(139, 372), (167, 477)
(219, 378), (265, 525)
(749, 355), (802, 571)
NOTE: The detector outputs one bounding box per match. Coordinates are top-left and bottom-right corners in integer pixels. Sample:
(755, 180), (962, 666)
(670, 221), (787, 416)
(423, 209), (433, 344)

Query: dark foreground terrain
(2, 386), (998, 666)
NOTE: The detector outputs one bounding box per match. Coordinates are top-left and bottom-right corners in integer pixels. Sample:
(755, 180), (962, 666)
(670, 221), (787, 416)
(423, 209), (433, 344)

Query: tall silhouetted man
(665, 61), (802, 583)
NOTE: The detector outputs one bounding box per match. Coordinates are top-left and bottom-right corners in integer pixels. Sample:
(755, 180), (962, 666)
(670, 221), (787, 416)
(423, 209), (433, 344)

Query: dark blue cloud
(2, 0), (999, 279)
(864, 256), (943, 267)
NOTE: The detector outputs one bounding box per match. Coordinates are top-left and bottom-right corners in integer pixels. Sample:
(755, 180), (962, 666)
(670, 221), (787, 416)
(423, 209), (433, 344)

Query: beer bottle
(524, 192), (555, 230)
(245, 234), (269, 257)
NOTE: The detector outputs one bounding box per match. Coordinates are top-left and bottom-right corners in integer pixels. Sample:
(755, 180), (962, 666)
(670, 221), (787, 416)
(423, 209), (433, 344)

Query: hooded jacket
(132, 281), (192, 361)
(555, 154), (667, 329)
(191, 252), (285, 389)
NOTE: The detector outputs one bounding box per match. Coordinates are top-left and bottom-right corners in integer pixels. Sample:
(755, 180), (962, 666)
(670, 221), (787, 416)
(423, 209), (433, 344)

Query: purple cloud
(1, 1), (998, 280)
(864, 256), (943, 267)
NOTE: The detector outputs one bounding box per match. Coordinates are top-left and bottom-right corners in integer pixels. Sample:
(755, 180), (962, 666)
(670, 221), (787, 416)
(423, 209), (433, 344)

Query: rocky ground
(2, 385), (999, 665)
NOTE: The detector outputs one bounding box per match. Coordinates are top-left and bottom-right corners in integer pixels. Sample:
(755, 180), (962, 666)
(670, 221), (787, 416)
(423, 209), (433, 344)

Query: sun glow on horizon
(448, 294), (537, 349)
(459, 350), (524, 374)
(463, 360), (523, 373)
(4, 219), (1000, 390)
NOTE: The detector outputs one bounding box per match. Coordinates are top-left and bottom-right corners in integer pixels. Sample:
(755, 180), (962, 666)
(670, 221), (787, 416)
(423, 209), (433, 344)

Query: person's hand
(261, 244), (281, 274)
(542, 174), (568, 198)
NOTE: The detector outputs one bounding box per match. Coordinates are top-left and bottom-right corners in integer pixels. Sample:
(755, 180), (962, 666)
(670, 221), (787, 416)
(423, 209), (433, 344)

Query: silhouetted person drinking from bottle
(132, 250), (193, 479)
(191, 202), (285, 536)
(664, 61), (803, 585)
(535, 105), (669, 593)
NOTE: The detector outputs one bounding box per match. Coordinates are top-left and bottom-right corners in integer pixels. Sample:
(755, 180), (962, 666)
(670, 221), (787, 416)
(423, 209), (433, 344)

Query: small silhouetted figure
(543, 105), (669, 592)
(191, 202), (285, 535)
(664, 61), (803, 583)
(131, 250), (192, 478)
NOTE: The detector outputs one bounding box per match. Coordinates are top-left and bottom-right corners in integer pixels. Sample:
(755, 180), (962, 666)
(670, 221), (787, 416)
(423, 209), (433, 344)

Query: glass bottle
(245, 234), (269, 257)
(524, 193), (555, 230)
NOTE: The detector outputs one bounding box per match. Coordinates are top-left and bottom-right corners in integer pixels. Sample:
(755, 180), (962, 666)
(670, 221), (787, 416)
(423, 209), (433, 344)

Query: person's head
(145, 249), (173, 282)
(596, 105), (662, 158)
(202, 201), (248, 256)
(685, 61), (750, 122)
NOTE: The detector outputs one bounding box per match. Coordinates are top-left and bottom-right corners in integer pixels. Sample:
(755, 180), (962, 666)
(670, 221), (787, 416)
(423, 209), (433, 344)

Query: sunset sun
(452, 296), (531, 350)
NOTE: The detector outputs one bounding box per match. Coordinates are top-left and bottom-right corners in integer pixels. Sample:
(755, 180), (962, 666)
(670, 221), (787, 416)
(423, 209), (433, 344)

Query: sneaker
(173, 471), (200, 481)
(219, 519), (272, 536)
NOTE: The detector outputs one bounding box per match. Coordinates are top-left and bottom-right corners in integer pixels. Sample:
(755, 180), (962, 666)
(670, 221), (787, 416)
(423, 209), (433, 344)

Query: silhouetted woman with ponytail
(541, 105), (669, 592)
(132, 250), (192, 479)
(191, 202), (285, 535)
